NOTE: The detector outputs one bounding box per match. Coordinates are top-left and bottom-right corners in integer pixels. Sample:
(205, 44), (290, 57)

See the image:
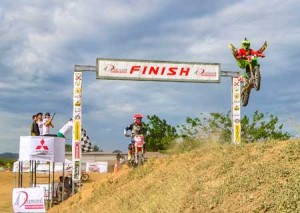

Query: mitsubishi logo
(36, 139), (49, 150)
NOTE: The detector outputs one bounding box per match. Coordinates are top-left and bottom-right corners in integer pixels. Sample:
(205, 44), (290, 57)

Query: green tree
(144, 115), (178, 151)
(65, 144), (72, 152)
(178, 112), (231, 143)
(178, 111), (290, 143)
(93, 145), (100, 152)
(241, 111), (291, 143)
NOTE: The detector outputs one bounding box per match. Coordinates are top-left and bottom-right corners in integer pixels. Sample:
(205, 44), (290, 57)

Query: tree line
(144, 111), (291, 152)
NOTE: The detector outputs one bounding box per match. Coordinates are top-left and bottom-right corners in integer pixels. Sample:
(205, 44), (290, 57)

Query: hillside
(0, 152), (18, 159)
(47, 139), (300, 213)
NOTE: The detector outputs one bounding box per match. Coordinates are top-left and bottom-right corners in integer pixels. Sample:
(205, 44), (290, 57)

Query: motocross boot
(127, 150), (132, 161)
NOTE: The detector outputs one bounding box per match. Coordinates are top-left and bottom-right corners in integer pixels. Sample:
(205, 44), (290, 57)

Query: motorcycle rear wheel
(241, 88), (251, 107)
(253, 66), (261, 91)
(81, 173), (89, 181)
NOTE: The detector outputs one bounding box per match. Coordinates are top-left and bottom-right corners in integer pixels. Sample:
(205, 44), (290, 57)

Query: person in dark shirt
(124, 113), (148, 160)
(31, 114), (40, 136)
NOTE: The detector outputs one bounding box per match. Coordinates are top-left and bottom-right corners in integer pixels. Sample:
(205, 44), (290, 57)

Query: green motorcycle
(229, 41), (267, 106)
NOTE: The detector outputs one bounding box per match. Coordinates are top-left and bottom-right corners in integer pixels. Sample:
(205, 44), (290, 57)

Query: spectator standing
(36, 112), (44, 135)
(57, 176), (70, 202)
(42, 112), (54, 135)
(30, 114), (40, 136)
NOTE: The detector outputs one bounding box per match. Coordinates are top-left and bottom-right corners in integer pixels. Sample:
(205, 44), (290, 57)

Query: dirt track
(0, 172), (18, 213)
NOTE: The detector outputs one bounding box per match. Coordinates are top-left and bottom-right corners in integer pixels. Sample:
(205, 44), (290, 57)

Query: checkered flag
(81, 128), (94, 152)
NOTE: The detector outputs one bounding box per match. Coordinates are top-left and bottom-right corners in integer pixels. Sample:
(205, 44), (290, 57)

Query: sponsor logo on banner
(74, 107), (81, 113)
(74, 113), (81, 120)
(234, 124), (241, 144)
(19, 136), (65, 162)
(13, 188), (45, 212)
(74, 120), (80, 141)
(234, 81), (239, 87)
(74, 161), (80, 180)
(234, 93), (240, 99)
(75, 142), (80, 159)
(196, 69), (217, 77)
(35, 139), (49, 151)
(74, 94), (81, 99)
(233, 113), (240, 117)
(234, 105), (240, 111)
(74, 100), (81, 106)
(104, 64), (127, 74)
(74, 87), (81, 94)
(75, 74), (82, 81)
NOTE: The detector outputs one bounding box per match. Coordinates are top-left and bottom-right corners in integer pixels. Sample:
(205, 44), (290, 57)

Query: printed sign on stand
(19, 136), (65, 162)
(12, 188), (45, 212)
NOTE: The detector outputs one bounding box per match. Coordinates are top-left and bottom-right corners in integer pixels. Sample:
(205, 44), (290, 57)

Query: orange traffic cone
(114, 160), (119, 173)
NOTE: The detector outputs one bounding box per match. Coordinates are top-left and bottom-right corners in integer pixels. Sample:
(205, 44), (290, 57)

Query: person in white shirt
(36, 112), (44, 135)
(42, 112), (54, 135)
(57, 119), (73, 138)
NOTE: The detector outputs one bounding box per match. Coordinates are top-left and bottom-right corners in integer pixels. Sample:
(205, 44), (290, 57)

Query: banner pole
(72, 70), (83, 194)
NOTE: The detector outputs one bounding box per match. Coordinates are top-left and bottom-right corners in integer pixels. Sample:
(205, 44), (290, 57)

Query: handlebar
(237, 53), (265, 60)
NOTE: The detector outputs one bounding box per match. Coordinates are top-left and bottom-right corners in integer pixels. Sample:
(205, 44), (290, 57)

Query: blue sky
(0, 0), (299, 153)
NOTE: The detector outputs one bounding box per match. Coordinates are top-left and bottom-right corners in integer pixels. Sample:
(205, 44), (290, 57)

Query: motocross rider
(124, 113), (148, 161)
(236, 38), (264, 83)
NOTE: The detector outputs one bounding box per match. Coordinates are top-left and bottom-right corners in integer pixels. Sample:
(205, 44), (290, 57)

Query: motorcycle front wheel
(253, 65), (261, 91)
(241, 88), (251, 107)
(137, 153), (144, 166)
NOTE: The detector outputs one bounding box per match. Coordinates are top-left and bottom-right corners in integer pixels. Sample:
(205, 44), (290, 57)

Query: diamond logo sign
(36, 139), (49, 151)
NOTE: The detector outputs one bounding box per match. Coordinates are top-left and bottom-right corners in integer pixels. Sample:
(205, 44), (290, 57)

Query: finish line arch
(71, 58), (240, 184)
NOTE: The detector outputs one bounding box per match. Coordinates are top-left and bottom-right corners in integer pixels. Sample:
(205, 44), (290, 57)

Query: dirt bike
(128, 134), (145, 167)
(229, 41), (268, 106)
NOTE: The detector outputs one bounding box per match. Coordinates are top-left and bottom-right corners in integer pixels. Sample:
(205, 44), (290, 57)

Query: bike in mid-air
(229, 40), (268, 106)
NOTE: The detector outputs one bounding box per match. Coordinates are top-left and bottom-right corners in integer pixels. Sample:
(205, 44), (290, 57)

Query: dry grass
(3, 139), (300, 213)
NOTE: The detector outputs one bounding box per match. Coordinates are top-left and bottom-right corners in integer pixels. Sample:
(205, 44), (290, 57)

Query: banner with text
(72, 71), (82, 181)
(96, 58), (220, 83)
(12, 188), (45, 212)
(86, 162), (108, 173)
(19, 136), (65, 162)
(232, 77), (241, 144)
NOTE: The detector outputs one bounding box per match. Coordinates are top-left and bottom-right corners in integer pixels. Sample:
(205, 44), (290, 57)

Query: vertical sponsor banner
(12, 188), (45, 212)
(232, 77), (241, 144)
(72, 72), (82, 181)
